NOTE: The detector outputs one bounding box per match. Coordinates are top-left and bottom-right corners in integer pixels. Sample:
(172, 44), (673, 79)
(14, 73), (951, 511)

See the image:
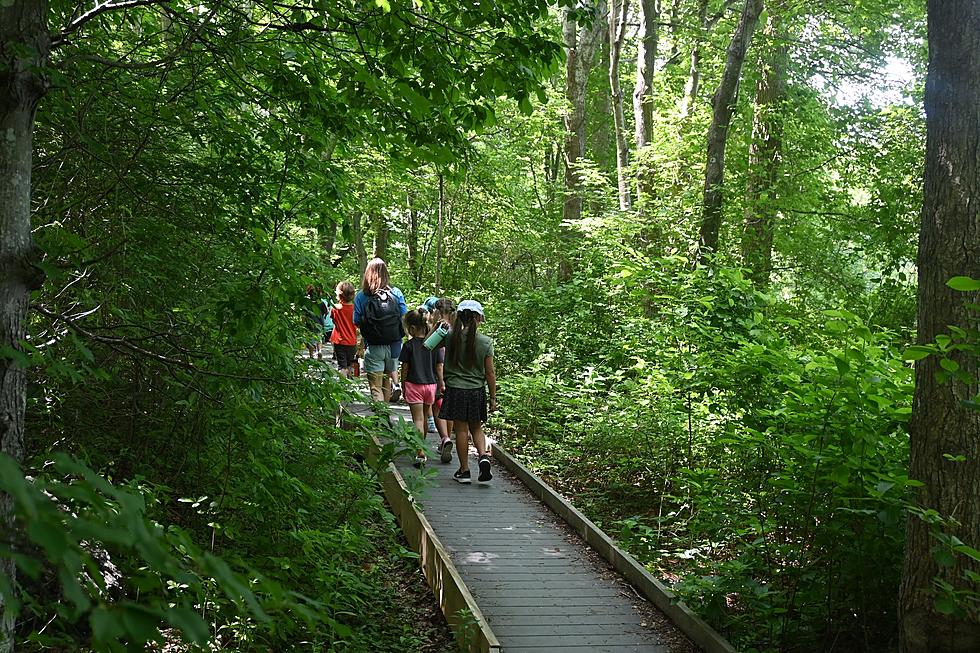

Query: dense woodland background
(0, 1), (977, 652)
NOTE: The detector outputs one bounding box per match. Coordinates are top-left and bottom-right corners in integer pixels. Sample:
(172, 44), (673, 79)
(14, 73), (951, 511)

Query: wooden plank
(346, 410), (500, 653)
(493, 444), (736, 653)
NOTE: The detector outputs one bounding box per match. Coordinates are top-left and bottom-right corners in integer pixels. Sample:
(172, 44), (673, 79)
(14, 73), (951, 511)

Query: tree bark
(317, 220), (337, 264)
(633, 0), (658, 209)
(741, 8), (786, 288)
(633, 0), (658, 150)
(406, 190), (421, 285)
(609, 0), (632, 211)
(436, 174), (444, 292)
(351, 210), (368, 274)
(696, 0), (764, 260)
(372, 211), (388, 260)
(678, 0), (709, 126)
(1, 0), (49, 649)
(560, 2), (604, 281)
(899, 2), (980, 651)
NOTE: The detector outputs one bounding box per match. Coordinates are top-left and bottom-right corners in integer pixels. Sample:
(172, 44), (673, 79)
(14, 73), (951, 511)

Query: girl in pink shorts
(399, 310), (442, 467)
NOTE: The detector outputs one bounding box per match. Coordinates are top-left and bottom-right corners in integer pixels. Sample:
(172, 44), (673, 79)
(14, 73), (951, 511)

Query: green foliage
(493, 256), (915, 652)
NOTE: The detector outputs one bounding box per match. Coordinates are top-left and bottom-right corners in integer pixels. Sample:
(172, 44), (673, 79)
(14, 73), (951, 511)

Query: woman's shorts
(403, 381), (437, 405)
(439, 386), (487, 423)
(334, 344), (357, 369)
(364, 341), (402, 373)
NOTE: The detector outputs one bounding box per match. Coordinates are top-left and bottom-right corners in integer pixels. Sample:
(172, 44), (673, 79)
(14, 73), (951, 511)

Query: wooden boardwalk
(386, 403), (694, 653)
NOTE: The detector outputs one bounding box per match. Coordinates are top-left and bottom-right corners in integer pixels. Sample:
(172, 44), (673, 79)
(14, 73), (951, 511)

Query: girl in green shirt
(439, 300), (497, 484)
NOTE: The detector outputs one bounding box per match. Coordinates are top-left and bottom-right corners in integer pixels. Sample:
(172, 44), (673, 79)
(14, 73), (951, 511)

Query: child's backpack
(319, 298), (334, 333)
(361, 289), (403, 344)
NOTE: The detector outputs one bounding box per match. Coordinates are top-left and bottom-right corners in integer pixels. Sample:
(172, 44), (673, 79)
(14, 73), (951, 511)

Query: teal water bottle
(423, 323), (449, 350)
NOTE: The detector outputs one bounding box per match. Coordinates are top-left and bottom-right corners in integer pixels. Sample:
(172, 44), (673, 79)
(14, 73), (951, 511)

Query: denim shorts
(364, 341), (402, 373)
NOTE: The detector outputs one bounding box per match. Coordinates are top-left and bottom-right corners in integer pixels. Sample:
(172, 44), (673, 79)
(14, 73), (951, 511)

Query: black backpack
(361, 289), (403, 344)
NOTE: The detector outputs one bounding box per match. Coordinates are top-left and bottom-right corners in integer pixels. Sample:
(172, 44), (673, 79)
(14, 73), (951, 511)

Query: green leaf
(903, 346), (934, 361)
(166, 606), (210, 644)
(939, 358), (960, 372)
(935, 595), (958, 615)
(946, 276), (980, 291)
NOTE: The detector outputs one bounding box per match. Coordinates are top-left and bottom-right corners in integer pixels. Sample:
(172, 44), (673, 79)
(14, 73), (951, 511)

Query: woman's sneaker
(453, 468), (471, 484)
(439, 439), (453, 464)
(477, 455), (492, 483)
(413, 456), (426, 469)
(427, 416), (437, 433)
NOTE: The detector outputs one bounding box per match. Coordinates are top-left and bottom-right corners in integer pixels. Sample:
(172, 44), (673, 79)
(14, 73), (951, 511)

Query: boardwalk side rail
(343, 405), (501, 653)
(493, 444), (737, 653)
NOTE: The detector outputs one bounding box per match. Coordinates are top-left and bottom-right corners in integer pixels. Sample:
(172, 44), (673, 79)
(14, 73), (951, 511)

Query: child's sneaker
(413, 456), (426, 469)
(453, 468), (471, 484)
(477, 455), (492, 483)
(427, 416), (437, 433)
(439, 439), (453, 464)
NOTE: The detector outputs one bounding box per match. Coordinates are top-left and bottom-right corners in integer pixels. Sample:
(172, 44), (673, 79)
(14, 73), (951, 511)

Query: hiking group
(305, 258), (496, 485)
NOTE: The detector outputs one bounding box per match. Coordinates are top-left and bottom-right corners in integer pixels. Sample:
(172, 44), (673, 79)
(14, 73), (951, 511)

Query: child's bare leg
(409, 403), (426, 436)
(470, 421), (487, 457)
(454, 421), (470, 471)
(367, 372), (385, 401)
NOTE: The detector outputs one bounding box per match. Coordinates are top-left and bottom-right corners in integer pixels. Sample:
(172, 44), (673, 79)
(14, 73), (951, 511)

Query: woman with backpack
(353, 258), (408, 401)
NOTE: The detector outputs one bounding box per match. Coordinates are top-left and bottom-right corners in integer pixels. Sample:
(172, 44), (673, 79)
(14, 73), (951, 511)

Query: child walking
(399, 310), (441, 467)
(329, 281), (359, 377)
(427, 297), (456, 460)
(440, 300), (496, 484)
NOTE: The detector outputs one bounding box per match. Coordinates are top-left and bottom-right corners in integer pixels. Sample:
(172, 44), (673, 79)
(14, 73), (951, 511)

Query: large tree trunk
(632, 0), (657, 149)
(632, 0), (658, 208)
(317, 221), (337, 264)
(436, 173), (444, 292)
(678, 0), (709, 126)
(372, 211), (388, 260)
(696, 0), (764, 259)
(406, 190), (421, 285)
(560, 3), (604, 281)
(1, 1), (49, 649)
(609, 0), (632, 211)
(899, 2), (980, 651)
(351, 211), (368, 274)
(740, 8), (786, 288)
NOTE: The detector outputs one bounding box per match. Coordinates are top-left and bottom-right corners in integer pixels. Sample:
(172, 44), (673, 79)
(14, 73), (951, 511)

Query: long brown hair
(361, 258), (391, 296)
(448, 309), (480, 367)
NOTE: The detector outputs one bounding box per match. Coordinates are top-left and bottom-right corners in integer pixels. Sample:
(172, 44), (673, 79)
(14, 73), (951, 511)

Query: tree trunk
(633, 0), (658, 150)
(372, 211), (388, 260)
(1, 1), (49, 649)
(609, 0), (632, 211)
(696, 0), (764, 259)
(593, 22), (612, 174)
(633, 0), (658, 208)
(436, 174), (444, 292)
(678, 0), (709, 126)
(899, 2), (980, 651)
(351, 211), (368, 274)
(741, 8), (786, 288)
(317, 221), (337, 264)
(560, 3), (604, 281)
(406, 191), (421, 285)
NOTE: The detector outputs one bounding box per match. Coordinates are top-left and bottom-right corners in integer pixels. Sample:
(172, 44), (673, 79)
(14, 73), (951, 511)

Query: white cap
(457, 299), (485, 317)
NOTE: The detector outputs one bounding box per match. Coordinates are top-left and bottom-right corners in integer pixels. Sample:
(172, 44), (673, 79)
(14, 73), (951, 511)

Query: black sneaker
(453, 468), (471, 484)
(389, 384), (402, 403)
(439, 439), (453, 464)
(478, 455), (492, 483)
(413, 456), (426, 469)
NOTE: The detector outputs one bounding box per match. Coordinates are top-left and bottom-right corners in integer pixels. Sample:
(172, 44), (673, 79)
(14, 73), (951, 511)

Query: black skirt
(439, 386), (487, 423)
